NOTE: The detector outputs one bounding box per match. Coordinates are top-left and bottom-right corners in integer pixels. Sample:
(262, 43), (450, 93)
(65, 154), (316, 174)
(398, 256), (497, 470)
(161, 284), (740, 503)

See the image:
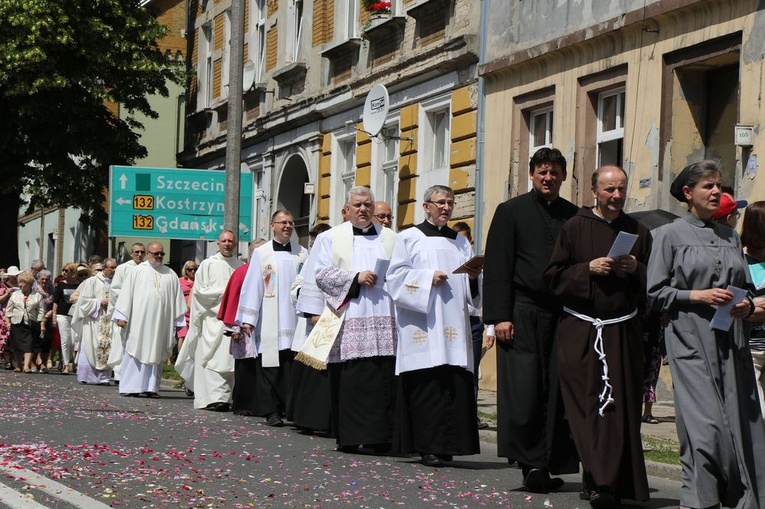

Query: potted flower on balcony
(364, 0), (392, 18)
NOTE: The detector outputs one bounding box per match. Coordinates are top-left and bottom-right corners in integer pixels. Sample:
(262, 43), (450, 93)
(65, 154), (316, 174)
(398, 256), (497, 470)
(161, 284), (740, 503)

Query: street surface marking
(0, 482), (49, 508)
(0, 465), (111, 509)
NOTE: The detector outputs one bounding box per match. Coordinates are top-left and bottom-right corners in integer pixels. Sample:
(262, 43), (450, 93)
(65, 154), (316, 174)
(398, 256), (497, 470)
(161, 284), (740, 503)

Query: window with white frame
(373, 122), (400, 219)
(201, 24), (213, 108)
(529, 106), (553, 153)
(341, 0), (358, 40)
(250, 0), (266, 81)
(332, 133), (357, 223)
(420, 97), (450, 173)
(597, 88), (625, 168)
(528, 106), (553, 191)
(287, 0), (304, 62)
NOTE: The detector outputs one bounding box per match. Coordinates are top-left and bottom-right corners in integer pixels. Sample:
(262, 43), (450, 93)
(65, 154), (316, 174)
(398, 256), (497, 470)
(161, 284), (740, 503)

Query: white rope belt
(562, 307), (638, 417)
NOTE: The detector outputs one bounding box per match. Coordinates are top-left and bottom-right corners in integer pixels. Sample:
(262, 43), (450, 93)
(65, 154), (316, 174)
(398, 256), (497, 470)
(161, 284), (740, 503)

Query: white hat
(5, 266), (21, 276)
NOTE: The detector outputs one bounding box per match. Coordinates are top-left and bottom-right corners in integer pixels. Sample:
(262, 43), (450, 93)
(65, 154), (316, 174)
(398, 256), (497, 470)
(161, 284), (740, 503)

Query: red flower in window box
(367, 1), (392, 14)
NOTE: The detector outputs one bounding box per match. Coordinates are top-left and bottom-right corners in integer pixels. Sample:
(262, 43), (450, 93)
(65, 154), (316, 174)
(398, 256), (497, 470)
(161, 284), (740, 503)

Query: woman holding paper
(647, 160), (765, 509)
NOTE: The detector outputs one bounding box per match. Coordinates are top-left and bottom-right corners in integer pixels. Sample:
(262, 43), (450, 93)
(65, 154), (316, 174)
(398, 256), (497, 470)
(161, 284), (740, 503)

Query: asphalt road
(0, 371), (681, 508)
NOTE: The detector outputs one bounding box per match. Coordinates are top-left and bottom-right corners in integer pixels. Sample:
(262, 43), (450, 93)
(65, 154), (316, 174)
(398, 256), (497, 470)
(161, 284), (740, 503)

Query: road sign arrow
(119, 174), (128, 190)
(115, 198), (130, 206)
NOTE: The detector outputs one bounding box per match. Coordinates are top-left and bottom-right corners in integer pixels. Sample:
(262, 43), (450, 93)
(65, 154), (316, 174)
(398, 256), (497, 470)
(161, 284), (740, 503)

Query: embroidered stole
(297, 223), (396, 369)
(259, 244), (305, 367)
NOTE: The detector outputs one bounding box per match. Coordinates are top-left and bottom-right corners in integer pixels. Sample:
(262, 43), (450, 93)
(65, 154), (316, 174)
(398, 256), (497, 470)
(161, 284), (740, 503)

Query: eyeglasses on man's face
(427, 199), (455, 208)
(132, 250), (145, 255)
(148, 251), (165, 256)
(272, 220), (295, 227)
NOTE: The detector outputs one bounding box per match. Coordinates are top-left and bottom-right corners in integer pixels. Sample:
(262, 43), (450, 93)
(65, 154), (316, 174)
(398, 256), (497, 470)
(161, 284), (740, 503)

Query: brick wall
(213, 13), (225, 50)
(418, 7), (446, 47)
(154, 0), (187, 57)
(312, 0), (335, 46)
(266, 27), (278, 71)
(448, 85), (478, 223)
(268, 0), (279, 17)
(317, 134), (331, 222)
(397, 103), (419, 228)
(212, 59), (222, 98)
(355, 127), (372, 187)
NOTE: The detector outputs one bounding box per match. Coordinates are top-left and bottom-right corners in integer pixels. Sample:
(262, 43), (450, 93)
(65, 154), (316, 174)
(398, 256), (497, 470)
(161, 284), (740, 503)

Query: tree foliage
(0, 0), (185, 216)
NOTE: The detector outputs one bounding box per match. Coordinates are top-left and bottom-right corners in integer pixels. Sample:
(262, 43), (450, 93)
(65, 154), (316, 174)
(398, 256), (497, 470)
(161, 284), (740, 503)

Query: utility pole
(224, 0), (245, 238)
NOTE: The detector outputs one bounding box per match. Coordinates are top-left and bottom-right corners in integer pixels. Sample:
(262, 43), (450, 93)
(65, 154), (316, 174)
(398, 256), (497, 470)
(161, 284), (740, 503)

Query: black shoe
(580, 487), (591, 501)
(121, 393), (140, 397)
(545, 477), (565, 492)
(421, 454), (444, 467)
(367, 443), (391, 455)
(185, 388), (194, 397)
(589, 490), (616, 508)
(336, 444), (359, 453)
(144, 392), (161, 399)
(266, 413), (284, 427)
(205, 402), (230, 412)
(477, 419), (490, 430)
(522, 468), (548, 493)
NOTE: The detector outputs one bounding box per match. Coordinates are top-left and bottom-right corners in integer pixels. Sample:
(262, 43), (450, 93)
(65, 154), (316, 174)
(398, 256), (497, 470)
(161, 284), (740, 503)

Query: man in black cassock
(543, 166), (650, 506)
(483, 147), (579, 493)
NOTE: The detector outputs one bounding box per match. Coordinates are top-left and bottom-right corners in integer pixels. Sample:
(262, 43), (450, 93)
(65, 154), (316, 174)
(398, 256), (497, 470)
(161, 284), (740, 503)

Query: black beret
(670, 164), (695, 203)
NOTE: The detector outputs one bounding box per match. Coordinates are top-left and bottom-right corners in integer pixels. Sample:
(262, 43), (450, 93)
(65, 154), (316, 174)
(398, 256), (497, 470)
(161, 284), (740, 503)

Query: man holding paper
(543, 165), (651, 505)
(296, 186), (397, 452)
(386, 185), (482, 467)
(236, 210), (308, 426)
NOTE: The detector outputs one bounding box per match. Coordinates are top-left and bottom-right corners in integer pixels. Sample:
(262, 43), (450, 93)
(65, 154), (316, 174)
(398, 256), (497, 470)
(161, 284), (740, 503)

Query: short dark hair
(529, 147), (567, 175)
(452, 221), (471, 237)
(271, 209), (293, 222)
(741, 201), (765, 250)
(309, 223), (331, 238)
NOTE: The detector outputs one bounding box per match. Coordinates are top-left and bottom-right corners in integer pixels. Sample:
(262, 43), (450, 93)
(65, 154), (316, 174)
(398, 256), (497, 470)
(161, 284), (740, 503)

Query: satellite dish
(243, 60), (256, 92)
(362, 84), (390, 137)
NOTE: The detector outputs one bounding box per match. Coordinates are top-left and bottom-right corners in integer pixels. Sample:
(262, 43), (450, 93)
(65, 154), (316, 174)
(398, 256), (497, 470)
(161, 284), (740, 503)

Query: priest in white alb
(107, 243), (145, 381)
(296, 187), (397, 453)
(113, 242), (186, 398)
(176, 230), (244, 412)
(71, 258), (118, 385)
(236, 210), (308, 427)
(386, 185), (482, 468)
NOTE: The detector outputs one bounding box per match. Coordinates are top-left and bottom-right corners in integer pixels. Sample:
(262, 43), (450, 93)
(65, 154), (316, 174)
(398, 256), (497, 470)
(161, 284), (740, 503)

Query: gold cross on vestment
(444, 326), (459, 342)
(412, 330), (428, 345)
(405, 281), (419, 294)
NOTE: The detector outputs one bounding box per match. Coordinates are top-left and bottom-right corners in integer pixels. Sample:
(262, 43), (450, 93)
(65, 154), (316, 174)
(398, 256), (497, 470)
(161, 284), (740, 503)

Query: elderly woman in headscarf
(647, 161), (765, 509)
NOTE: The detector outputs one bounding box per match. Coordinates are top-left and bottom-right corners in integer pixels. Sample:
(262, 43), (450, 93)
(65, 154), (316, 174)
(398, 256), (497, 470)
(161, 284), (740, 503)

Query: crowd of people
(2, 149), (765, 508)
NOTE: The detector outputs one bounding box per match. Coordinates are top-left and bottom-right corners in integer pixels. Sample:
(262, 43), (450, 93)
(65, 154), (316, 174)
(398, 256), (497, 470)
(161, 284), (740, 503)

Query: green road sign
(109, 166), (253, 241)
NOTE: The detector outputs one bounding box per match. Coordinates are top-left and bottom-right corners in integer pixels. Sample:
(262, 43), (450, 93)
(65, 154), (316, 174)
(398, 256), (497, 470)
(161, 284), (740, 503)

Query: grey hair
(37, 269), (52, 279)
(423, 185), (454, 202)
(685, 160), (721, 190)
(102, 258), (117, 266)
(31, 259), (44, 269)
(345, 186), (374, 205)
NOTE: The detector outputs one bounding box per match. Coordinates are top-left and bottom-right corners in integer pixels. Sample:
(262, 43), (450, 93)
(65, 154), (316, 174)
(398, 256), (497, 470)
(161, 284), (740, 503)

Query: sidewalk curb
(478, 429), (681, 482)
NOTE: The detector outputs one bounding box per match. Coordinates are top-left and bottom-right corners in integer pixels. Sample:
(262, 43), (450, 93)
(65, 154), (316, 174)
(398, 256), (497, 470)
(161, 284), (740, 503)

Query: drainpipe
(473, 0), (489, 253)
